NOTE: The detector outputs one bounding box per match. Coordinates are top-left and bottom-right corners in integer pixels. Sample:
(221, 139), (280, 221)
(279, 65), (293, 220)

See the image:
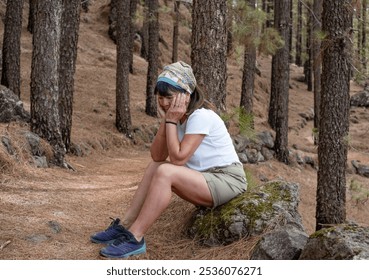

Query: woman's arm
(165, 124), (204, 165)
(164, 92), (204, 165)
(150, 119), (169, 162)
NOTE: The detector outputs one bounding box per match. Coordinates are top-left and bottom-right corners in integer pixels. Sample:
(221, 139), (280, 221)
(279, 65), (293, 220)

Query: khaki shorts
(202, 162), (247, 208)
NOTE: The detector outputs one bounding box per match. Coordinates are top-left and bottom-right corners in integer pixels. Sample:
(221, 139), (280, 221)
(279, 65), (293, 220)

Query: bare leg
(122, 161), (166, 227)
(128, 163), (213, 241)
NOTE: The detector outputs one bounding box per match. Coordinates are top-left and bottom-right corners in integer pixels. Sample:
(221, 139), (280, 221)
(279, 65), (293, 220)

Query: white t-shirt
(177, 108), (240, 171)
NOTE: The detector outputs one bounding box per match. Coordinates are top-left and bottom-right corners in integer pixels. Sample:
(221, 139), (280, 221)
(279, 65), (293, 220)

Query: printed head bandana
(157, 61), (196, 94)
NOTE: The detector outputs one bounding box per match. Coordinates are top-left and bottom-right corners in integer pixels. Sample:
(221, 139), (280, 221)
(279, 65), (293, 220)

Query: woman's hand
(157, 103), (166, 119)
(165, 93), (190, 122)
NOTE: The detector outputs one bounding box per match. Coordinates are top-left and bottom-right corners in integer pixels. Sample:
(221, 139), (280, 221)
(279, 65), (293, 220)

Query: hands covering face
(162, 92), (190, 122)
(158, 93), (190, 122)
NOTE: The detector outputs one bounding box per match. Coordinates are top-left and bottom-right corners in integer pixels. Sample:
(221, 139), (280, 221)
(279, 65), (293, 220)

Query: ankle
(121, 219), (132, 228)
(134, 235), (143, 242)
(129, 230), (143, 242)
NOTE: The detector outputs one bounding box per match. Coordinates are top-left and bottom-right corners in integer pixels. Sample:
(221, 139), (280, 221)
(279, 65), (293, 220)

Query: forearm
(165, 122), (184, 165)
(150, 121), (168, 161)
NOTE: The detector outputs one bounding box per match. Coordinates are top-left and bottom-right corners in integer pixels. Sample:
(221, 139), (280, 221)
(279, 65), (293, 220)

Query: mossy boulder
(187, 181), (304, 245)
(299, 224), (369, 260)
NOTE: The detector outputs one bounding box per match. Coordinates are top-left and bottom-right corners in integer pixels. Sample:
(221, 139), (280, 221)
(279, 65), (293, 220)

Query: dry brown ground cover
(1, 0), (368, 260)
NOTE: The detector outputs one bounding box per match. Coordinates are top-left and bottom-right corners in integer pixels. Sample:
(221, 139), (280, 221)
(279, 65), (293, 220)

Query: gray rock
(33, 156), (48, 168)
(26, 234), (49, 244)
(48, 220), (62, 234)
(1, 136), (15, 155)
(25, 132), (43, 156)
(260, 146), (274, 161)
(250, 225), (309, 260)
(233, 135), (251, 153)
(351, 160), (369, 178)
(0, 85), (30, 123)
(187, 181), (305, 245)
(304, 156), (316, 168)
(350, 90), (369, 107)
(298, 108), (314, 121)
(299, 224), (369, 260)
(257, 131), (275, 149)
(237, 152), (248, 163)
(245, 148), (259, 164)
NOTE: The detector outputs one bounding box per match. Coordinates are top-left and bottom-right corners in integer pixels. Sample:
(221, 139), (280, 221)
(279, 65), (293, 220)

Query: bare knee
(152, 163), (176, 184)
(143, 161), (166, 179)
(147, 160), (165, 171)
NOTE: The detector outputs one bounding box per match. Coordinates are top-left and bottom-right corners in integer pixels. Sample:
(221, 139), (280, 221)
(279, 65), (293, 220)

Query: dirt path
(2, 148), (256, 260)
(1, 149), (149, 259)
(2, 139), (368, 260)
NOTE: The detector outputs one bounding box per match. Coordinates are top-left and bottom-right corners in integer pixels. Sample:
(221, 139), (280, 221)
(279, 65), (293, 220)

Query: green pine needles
(221, 107), (256, 140)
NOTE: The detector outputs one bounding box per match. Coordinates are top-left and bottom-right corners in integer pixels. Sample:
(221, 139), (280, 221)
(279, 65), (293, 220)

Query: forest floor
(1, 0), (369, 260)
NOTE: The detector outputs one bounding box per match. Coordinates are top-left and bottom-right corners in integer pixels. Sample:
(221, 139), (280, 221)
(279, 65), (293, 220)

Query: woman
(91, 61), (247, 258)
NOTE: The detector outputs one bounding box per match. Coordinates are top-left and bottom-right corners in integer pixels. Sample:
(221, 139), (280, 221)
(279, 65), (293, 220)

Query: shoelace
(112, 231), (134, 246)
(105, 217), (120, 231)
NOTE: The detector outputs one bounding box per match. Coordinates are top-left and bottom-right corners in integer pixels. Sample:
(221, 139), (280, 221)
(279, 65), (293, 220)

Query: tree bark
(362, 0), (367, 71)
(289, 0), (293, 63)
(295, 0), (302, 66)
(27, 0), (36, 33)
(116, 0), (132, 137)
(140, 0), (149, 60)
(1, 0), (24, 98)
(59, 0), (81, 152)
(305, 2), (313, 91)
(240, 0), (256, 117)
(191, 0), (228, 111)
(316, 0), (353, 231)
(145, 0), (159, 117)
(129, 0), (138, 73)
(268, 0), (291, 164)
(312, 0), (322, 145)
(357, 3), (362, 73)
(172, 1), (180, 63)
(31, 0), (66, 166)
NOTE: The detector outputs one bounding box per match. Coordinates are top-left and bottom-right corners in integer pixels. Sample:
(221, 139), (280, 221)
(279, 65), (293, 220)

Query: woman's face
(157, 92), (178, 112)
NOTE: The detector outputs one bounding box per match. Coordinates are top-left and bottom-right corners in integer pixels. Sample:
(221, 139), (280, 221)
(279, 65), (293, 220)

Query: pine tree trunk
(31, 0), (65, 166)
(295, 0), (302, 66)
(1, 0), (24, 98)
(240, 0), (256, 117)
(59, 0), (81, 153)
(305, 2), (313, 91)
(362, 0), (367, 71)
(27, 0), (36, 33)
(226, 0), (234, 56)
(268, 58), (277, 130)
(116, 0), (132, 137)
(269, 0), (291, 164)
(261, 0), (267, 32)
(145, 0), (159, 117)
(265, 0), (273, 28)
(191, 0), (228, 111)
(289, 0), (293, 63)
(316, 0), (353, 231)
(129, 0), (138, 73)
(312, 0), (322, 145)
(357, 5), (362, 73)
(172, 1), (180, 63)
(140, 0), (149, 60)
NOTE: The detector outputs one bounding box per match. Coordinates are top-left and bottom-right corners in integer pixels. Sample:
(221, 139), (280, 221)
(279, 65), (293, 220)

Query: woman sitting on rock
(90, 61), (247, 258)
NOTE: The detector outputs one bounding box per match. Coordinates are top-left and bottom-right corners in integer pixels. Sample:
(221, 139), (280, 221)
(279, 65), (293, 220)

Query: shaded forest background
(0, 0), (369, 259)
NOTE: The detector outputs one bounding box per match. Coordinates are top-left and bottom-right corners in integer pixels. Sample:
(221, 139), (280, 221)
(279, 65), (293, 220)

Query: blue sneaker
(100, 231), (146, 258)
(90, 218), (129, 244)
